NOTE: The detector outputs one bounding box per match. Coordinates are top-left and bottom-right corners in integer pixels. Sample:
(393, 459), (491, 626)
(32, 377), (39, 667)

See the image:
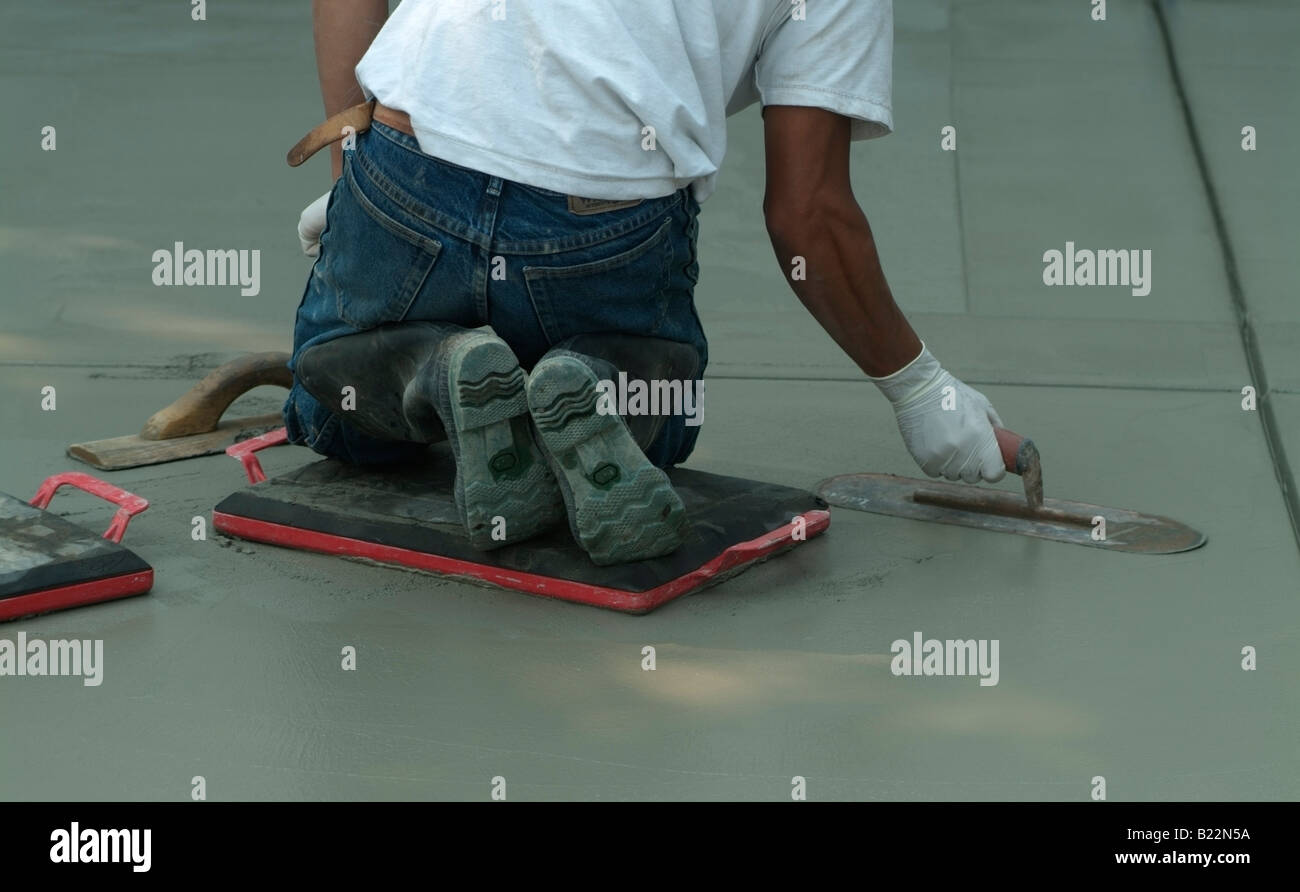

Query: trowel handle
(994, 427), (1034, 476)
(140, 352), (293, 441)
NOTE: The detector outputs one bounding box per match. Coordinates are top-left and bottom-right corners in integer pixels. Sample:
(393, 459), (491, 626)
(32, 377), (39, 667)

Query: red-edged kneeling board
(1, 474), (152, 622)
(214, 445), (828, 613)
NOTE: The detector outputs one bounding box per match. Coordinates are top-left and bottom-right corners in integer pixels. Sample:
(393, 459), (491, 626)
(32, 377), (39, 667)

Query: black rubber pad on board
(215, 446), (825, 593)
(0, 492), (151, 601)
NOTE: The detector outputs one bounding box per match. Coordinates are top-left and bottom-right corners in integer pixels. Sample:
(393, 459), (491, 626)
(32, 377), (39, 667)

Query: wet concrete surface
(1, 0), (1296, 800)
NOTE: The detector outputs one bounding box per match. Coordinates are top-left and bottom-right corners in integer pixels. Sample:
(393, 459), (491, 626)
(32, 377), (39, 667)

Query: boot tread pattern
(457, 367), (525, 408)
(527, 356), (686, 566)
(449, 337), (563, 550)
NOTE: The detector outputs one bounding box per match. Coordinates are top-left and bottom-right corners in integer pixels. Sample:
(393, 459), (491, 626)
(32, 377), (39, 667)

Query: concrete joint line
(1153, 0), (1300, 550)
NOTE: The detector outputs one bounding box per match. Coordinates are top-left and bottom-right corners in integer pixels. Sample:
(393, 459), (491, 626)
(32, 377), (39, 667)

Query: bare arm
(313, 0), (389, 180)
(761, 105), (922, 378)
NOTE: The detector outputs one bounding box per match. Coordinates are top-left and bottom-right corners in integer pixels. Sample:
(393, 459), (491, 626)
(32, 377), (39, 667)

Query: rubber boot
(549, 333), (702, 455)
(296, 322), (565, 550)
(525, 334), (697, 566)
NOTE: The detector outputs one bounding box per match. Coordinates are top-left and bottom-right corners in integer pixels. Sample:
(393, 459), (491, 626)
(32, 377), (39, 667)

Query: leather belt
(286, 100), (644, 216)
(287, 99), (409, 167)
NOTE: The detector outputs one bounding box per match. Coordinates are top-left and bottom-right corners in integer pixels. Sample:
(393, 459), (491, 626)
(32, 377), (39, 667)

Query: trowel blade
(816, 473), (1206, 554)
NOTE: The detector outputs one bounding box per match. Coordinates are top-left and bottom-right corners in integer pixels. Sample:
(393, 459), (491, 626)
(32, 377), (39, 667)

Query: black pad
(214, 445), (828, 611)
(0, 492), (152, 605)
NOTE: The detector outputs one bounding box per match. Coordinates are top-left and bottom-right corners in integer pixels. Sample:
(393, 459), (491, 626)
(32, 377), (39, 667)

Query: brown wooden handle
(140, 352), (293, 441)
(995, 427), (1027, 475)
(995, 426), (1045, 509)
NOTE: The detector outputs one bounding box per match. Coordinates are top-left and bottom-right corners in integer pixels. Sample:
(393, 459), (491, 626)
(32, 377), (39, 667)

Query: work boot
(551, 333), (702, 456)
(296, 322), (565, 550)
(525, 335), (695, 566)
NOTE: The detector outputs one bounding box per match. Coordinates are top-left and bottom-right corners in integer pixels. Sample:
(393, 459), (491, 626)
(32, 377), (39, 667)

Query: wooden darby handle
(140, 352), (293, 441)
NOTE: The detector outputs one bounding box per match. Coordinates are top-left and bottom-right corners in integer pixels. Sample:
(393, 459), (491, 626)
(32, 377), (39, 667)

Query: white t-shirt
(356, 0), (892, 202)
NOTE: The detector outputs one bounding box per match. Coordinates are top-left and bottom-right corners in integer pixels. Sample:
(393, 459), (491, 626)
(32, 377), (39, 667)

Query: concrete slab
(1152, 0), (1300, 552)
(1, 0), (1295, 802)
(953, 1), (1233, 324)
(1160, 0), (1300, 501)
(2, 374), (1296, 800)
(0, 2), (320, 364)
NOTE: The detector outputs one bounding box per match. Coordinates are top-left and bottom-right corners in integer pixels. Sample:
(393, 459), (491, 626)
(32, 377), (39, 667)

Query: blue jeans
(283, 121), (708, 468)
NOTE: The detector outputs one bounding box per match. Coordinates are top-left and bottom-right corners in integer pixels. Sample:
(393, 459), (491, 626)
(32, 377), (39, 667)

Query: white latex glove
(296, 191), (332, 257)
(870, 343), (1007, 483)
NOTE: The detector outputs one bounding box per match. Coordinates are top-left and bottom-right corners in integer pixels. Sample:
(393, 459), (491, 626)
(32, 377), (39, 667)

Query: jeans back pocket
(318, 154), (443, 330)
(523, 218), (674, 345)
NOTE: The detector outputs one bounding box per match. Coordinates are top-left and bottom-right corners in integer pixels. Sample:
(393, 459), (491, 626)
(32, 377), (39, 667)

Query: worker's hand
(297, 191), (332, 257)
(870, 344), (1006, 483)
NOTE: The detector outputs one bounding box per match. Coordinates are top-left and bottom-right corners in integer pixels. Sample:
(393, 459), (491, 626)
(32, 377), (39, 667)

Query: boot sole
(447, 335), (564, 550)
(527, 356), (687, 566)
